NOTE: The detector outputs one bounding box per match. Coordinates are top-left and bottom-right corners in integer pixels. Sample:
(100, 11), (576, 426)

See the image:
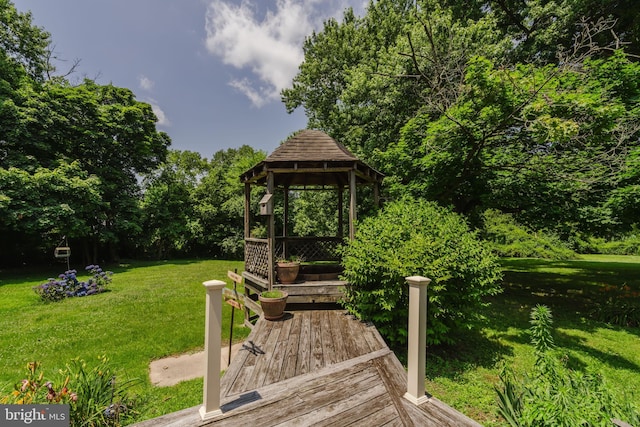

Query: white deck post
(200, 279), (226, 421)
(404, 275), (431, 405)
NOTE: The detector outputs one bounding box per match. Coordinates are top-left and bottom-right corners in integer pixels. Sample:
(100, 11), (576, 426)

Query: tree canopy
(1, 0), (170, 265)
(283, 0), (640, 239)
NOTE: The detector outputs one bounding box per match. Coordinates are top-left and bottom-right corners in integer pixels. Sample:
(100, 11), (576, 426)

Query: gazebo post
(244, 183), (251, 239)
(337, 186), (344, 238)
(349, 170), (356, 240)
(267, 171), (275, 290)
(283, 184), (289, 258)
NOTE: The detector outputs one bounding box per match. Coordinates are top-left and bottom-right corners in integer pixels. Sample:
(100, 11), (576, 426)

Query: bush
(1, 357), (138, 427)
(339, 197), (502, 346)
(496, 305), (640, 427)
(33, 265), (113, 302)
(597, 233), (640, 256)
(591, 284), (640, 327)
(570, 230), (640, 256)
(481, 209), (577, 260)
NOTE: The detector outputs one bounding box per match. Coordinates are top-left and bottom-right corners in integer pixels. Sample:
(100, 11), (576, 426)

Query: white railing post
(404, 275), (431, 405)
(200, 279), (226, 421)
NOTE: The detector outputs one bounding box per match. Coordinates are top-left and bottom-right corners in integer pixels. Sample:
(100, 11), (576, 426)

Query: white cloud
(204, 0), (360, 107)
(139, 75), (155, 91)
(147, 98), (170, 126)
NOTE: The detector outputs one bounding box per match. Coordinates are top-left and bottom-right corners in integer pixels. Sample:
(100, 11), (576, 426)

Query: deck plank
(248, 319), (284, 388)
(310, 311), (325, 371)
(295, 311), (312, 376)
(280, 312), (302, 381)
(319, 310), (337, 366)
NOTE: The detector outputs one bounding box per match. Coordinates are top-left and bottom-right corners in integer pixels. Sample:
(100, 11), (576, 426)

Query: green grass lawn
(0, 259), (250, 421)
(1, 255), (639, 425)
(424, 254), (640, 426)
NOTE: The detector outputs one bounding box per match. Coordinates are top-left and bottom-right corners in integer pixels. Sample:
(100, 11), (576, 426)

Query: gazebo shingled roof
(240, 129), (384, 187)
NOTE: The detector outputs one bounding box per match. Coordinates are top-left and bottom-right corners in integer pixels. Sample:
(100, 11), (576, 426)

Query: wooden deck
(134, 310), (481, 427)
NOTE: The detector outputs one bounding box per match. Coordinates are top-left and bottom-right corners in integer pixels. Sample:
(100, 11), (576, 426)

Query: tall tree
(139, 150), (208, 258)
(282, 0), (640, 236)
(192, 145), (266, 259)
(1, 1), (170, 264)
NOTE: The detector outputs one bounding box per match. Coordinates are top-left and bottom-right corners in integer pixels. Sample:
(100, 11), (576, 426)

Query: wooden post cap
(405, 276), (431, 287)
(202, 280), (226, 290)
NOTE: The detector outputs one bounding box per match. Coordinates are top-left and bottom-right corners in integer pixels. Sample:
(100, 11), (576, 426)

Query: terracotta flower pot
(276, 261), (300, 284)
(259, 290), (288, 320)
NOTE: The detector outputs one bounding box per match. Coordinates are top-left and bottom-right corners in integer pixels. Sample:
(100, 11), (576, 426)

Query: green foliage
(481, 209), (577, 260)
(1, 361), (74, 405)
(496, 305), (640, 427)
(191, 145), (266, 259)
(339, 197), (502, 346)
(0, 0), (52, 79)
(64, 356), (139, 427)
(570, 230), (640, 256)
(285, 1), (640, 239)
(597, 235), (640, 256)
(591, 284), (640, 328)
(260, 290), (286, 299)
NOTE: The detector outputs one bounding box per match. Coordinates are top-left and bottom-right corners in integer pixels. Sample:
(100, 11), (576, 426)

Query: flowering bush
(1, 358), (138, 427)
(33, 265), (113, 302)
(0, 361), (77, 405)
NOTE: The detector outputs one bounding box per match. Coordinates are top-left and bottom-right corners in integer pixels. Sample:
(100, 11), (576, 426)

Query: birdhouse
(259, 193), (273, 216)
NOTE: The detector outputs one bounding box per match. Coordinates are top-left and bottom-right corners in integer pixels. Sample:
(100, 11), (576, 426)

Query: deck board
(134, 310), (482, 427)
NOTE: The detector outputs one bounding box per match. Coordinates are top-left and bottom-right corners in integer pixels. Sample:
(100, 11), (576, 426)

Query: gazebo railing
(275, 236), (342, 262)
(245, 238), (270, 279)
(245, 236), (343, 282)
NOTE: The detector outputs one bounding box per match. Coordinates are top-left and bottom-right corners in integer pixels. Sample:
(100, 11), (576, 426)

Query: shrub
(496, 305), (640, 427)
(339, 197), (502, 346)
(1, 357), (138, 427)
(597, 233), (640, 256)
(481, 209), (577, 260)
(591, 284), (640, 327)
(33, 265), (113, 302)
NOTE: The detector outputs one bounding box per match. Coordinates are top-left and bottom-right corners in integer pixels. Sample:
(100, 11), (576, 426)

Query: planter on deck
(259, 290), (289, 320)
(276, 261), (300, 284)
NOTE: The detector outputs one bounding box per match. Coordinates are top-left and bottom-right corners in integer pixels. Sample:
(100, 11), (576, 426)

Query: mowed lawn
(0, 259), (250, 421)
(1, 256), (640, 425)
(424, 255), (640, 426)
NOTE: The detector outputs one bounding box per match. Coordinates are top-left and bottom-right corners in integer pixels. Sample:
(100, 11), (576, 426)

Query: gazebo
(239, 129), (383, 320)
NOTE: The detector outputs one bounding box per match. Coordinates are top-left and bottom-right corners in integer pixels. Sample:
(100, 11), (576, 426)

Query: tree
(1, 1), (171, 264)
(441, 0), (640, 61)
(283, 0), (640, 237)
(2, 79), (171, 263)
(139, 150), (208, 258)
(191, 145), (266, 259)
(0, 0), (52, 80)
(0, 162), (102, 265)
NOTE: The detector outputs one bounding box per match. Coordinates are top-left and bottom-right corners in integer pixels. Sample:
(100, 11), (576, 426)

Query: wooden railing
(244, 238), (269, 279)
(245, 236), (343, 282)
(275, 236), (343, 262)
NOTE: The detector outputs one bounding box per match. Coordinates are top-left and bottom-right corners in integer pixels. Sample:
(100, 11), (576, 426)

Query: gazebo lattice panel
(275, 237), (342, 262)
(245, 239), (269, 278)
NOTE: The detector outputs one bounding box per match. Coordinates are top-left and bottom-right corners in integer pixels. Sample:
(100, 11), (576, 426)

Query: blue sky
(12, 0), (365, 157)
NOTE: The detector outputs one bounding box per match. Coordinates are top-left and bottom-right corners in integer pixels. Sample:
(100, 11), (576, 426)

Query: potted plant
(276, 255), (302, 284)
(258, 289), (288, 320)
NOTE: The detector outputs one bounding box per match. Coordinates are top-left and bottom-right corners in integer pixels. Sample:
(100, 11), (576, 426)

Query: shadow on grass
(413, 256), (640, 381)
